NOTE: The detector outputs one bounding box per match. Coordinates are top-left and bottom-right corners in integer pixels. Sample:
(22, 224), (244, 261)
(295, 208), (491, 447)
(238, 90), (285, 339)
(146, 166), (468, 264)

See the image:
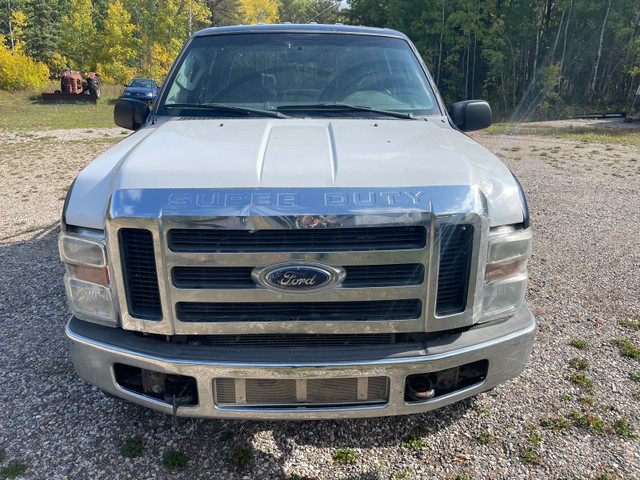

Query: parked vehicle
(61, 24), (535, 420)
(122, 78), (158, 102)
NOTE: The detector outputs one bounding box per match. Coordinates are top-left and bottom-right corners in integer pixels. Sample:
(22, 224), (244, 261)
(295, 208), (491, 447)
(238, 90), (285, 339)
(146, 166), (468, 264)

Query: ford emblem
(253, 262), (345, 294)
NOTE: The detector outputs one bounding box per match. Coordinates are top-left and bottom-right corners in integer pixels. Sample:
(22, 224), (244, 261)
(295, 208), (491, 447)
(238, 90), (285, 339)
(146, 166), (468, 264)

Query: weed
(630, 372), (640, 382)
(633, 391), (640, 401)
(570, 339), (588, 350)
(455, 475), (470, 480)
(527, 425), (542, 446)
(401, 427), (430, 451)
(13, 220), (26, 226)
(539, 417), (569, 432)
(568, 411), (605, 435)
(475, 430), (493, 445)
(219, 431), (235, 443)
(540, 152), (548, 157)
(392, 468), (413, 480)
(519, 447), (541, 464)
(618, 319), (639, 330)
(163, 450), (189, 470)
(612, 172), (625, 178)
(120, 436), (144, 458)
(227, 445), (252, 470)
(514, 156), (522, 160)
(612, 419), (637, 438)
(473, 403), (491, 415)
(560, 394), (572, 402)
(570, 372), (595, 392)
(569, 357), (589, 371)
(332, 447), (357, 465)
(0, 460), (27, 479)
(580, 396), (595, 406)
(614, 339), (640, 360)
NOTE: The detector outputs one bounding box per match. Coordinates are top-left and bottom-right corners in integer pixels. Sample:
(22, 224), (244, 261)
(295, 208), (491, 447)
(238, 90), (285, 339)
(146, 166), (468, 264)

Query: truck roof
(192, 23), (409, 40)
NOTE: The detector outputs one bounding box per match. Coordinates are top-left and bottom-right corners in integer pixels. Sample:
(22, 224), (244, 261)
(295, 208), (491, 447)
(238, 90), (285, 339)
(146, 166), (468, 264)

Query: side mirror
(114, 98), (150, 130)
(449, 100), (492, 132)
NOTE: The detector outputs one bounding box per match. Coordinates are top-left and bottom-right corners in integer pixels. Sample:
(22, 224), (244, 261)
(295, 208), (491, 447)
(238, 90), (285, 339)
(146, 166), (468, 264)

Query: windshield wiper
(163, 103), (291, 119)
(277, 103), (415, 119)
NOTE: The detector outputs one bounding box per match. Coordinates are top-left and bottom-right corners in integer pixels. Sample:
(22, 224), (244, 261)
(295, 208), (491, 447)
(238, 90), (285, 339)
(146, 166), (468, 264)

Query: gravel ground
(0, 122), (639, 480)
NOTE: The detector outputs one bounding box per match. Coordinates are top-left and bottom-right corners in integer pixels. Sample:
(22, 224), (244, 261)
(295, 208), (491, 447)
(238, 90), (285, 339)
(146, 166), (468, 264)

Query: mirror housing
(114, 98), (150, 130)
(449, 100), (492, 131)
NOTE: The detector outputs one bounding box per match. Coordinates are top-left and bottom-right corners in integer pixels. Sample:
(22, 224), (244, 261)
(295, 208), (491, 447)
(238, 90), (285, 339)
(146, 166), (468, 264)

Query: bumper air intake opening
(114, 363), (198, 406)
(405, 359), (488, 403)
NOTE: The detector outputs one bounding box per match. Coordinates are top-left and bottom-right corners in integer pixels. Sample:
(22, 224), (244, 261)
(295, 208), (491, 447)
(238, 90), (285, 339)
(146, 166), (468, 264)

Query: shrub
(0, 41), (50, 91)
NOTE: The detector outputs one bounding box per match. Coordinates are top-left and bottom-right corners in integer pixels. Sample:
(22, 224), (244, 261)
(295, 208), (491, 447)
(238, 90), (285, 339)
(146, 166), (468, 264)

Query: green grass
(570, 339), (588, 350)
(332, 447), (357, 465)
(0, 84), (123, 131)
(227, 445), (252, 470)
(569, 357), (589, 371)
(568, 411), (605, 435)
(539, 417), (569, 432)
(618, 319), (640, 330)
(162, 450), (189, 470)
(612, 419), (637, 438)
(519, 447), (541, 464)
(120, 436), (144, 458)
(0, 460), (27, 479)
(486, 123), (640, 146)
(614, 339), (640, 360)
(570, 372), (595, 392)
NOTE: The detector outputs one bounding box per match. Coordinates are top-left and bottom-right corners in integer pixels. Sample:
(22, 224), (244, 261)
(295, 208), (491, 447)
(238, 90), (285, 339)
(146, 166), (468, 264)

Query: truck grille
(436, 225), (473, 315)
(172, 264), (425, 289)
(119, 228), (162, 320)
(115, 216), (476, 334)
(215, 376), (389, 407)
(168, 225), (426, 252)
(176, 299), (422, 322)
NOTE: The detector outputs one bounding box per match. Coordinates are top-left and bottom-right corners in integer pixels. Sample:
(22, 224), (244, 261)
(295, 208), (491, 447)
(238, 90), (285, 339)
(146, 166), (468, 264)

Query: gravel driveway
(0, 124), (639, 479)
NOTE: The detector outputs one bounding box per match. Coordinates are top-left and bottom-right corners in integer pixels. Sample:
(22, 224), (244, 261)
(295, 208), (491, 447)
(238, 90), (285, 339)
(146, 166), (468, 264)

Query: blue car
(123, 78), (158, 102)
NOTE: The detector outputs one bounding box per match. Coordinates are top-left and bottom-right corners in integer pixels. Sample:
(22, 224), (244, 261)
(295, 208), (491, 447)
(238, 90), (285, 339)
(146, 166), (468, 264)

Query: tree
(96, 0), (139, 83)
(239, 0), (279, 24)
(59, 0), (97, 68)
(26, 0), (60, 66)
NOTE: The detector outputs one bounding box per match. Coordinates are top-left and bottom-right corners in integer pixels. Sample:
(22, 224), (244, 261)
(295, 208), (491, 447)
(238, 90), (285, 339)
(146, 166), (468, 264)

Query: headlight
(59, 230), (117, 326)
(124, 91), (131, 96)
(481, 226), (532, 321)
(145, 92), (153, 97)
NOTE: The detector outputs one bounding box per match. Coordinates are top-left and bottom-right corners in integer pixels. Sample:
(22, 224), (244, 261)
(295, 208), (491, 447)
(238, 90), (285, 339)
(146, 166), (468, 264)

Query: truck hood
(65, 118), (524, 228)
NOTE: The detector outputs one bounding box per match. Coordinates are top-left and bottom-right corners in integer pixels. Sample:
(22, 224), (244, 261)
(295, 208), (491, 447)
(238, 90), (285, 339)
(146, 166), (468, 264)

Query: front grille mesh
(215, 376), (389, 406)
(119, 228), (162, 320)
(172, 264), (425, 289)
(168, 226), (426, 253)
(176, 300), (422, 323)
(436, 225), (473, 315)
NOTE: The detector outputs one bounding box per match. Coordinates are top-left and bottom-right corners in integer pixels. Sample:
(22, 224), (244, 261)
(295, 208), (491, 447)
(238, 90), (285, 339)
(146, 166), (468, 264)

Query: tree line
(2, 0), (640, 119)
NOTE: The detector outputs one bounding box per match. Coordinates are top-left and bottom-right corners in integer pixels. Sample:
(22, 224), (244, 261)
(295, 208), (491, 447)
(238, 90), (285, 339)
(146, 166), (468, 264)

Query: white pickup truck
(59, 24), (535, 420)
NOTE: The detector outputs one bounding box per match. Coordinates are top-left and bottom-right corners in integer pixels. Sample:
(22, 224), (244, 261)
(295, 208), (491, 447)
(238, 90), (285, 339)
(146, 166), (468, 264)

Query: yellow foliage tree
(60, 0), (98, 69)
(239, 0), (279, 24)
(0, 40), (50, 91)
(96, 0), (139, 83)
(9, 10), (28, 52)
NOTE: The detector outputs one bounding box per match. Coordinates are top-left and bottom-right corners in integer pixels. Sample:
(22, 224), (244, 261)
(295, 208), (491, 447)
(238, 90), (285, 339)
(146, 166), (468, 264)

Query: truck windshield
(158, 33), (441, 117)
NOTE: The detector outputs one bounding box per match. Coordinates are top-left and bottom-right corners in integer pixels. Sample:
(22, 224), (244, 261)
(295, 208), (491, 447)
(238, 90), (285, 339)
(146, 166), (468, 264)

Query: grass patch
(227, 445), (252, 471)
(163, 450), (189, 470)
(519, 447), (541, 465)
(539, 417), (569, 432)
(120, 436), (144, 458)
(613, 419), (637, 438)
(332, 447), (357, 465)
(0, 86), (122, 131)
(475, 430), (493, 445)
(614, 339), (640, 360)
(568, 411), (605, 435)
(570, 339), (588, 350)
(569, 357), (589, 371)
(486, 123), (640, 146)
(0, 460), (27, 479)
(570, 372), (595, 392)
(618, 319), (639, 330)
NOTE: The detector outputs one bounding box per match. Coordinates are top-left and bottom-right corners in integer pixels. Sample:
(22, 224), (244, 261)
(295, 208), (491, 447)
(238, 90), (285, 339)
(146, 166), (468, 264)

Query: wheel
(88, 76), (101, 99)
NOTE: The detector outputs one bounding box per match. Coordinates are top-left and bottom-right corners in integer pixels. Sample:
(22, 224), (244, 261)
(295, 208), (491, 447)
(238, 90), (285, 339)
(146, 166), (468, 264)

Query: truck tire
(88, 76), (101, 99)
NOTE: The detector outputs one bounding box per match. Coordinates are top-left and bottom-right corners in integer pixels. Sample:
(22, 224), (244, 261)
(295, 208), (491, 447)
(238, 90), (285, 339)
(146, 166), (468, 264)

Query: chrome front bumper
(66, 305), (535, 419)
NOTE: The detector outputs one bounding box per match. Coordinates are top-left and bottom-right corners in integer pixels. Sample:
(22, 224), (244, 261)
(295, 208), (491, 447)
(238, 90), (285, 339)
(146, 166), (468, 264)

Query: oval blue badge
(253, 263), (345, 294)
